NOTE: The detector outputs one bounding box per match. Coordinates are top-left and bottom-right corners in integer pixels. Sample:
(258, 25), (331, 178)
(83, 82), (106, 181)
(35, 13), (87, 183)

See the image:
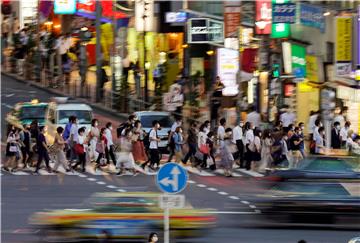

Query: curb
(2, 71), (129, 120)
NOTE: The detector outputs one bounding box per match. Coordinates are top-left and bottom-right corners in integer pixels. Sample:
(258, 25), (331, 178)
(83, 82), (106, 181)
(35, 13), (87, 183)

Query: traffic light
(1, 0), (11, 15)
(272, 63), (280, 78)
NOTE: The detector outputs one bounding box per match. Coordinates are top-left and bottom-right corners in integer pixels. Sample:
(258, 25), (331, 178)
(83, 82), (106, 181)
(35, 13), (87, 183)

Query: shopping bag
(199, 144), (209, 155)
(74, 144), (84, 155)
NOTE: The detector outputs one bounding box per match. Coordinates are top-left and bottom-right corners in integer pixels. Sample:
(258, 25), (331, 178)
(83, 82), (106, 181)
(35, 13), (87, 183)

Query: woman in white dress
(88, 119), (100, 162)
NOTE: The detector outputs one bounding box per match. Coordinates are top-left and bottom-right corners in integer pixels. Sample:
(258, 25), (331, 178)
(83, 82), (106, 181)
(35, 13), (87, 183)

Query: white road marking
(86, 178), (97, 182)
(78, 174), (87, 178)
(187, 180), (196, 184)
(184, 166), (215, 176)
(218, 191), (228, 195)
(2, 103), (13, 109)
(241, 200), (250, 205)
(106, 185), (117, 189)
(11, 171), (30, 175)
(249, 205), (257, 208)
(214, 169), (242, 177)
(236, 168), (264, 177)
(5, 93), (14, 97)
(197, 184), (206, 188)
(116, 189), (127, 192)
(229, 196), (240, 200)
(96, 181), (106, 185)
(207, 187), (218, 191)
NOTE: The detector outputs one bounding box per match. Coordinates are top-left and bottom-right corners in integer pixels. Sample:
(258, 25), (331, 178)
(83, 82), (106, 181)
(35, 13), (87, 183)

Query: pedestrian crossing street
(1, 162), (264, 178)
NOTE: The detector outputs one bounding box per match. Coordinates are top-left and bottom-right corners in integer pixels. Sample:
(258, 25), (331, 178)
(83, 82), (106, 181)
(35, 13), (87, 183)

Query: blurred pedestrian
(219, 128), (235, 177)
(116, 128), (137, 176)
(72, 127), (87, 172)
(198, 124), (209, 168)
(105, 122), (117, 165)
(331, 121), (341, 149)
(88, 119), (100, 162)
(95, 128), (107, 171)
(34, 126), (51, 174)
(168, 116), (182, 162)
(132, 120), (148, 163)
(308, 110), (319, 140)
(310, 118), (322, 154)
(246, 106), (261, 128)
(53, 127), (71, 173)
(260, 129), (273, 172)
(334, 106), (347, 127)
(203, 120), (211, 134)
(346, 130), (355, 151)
(182, 121), (198, 166)
(298, 122), (306, 158)
(315, 127), (325, 154)
(148, 232), (158, 243)
(173, 126), (185, 163)
(340, 121), (351, 148)
(68, 116), (79, 162)
(289, 127), (304, 168)
(244, 122), (255, 170)
(249, 129), (262, 172)
(149, 120), (161, 170)
(19, 124), (32, 168)
(217, 118), (226, 146)
(206, 132), (216, 170)
(280, 105), (296, 128)
(233, 120), (244, 168)
(3, 126), (19, 172)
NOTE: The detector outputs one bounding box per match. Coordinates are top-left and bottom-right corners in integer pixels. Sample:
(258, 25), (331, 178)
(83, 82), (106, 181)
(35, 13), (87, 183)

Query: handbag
(74, 143), (84, 155)
(199, 144), (209, 155)
(9, 144), (18, 152)
(95, 142), (104, 154)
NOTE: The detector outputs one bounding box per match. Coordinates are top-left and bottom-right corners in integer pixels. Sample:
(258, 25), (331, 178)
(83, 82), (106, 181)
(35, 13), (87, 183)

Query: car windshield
(298, 157), (359, 172)
(90, 197), (156, 213)
(58, 110), (92, 124)
(140, 115), (173, 128)
(19, 106), (47, 120)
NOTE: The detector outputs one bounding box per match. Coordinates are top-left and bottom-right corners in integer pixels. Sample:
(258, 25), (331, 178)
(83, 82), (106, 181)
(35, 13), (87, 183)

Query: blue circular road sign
(156, 163), (188, 194)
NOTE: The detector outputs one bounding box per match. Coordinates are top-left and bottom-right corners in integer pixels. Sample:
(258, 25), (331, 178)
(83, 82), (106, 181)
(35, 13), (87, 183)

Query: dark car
(252, 181), (360, 229)
(265, 156), (360, 182)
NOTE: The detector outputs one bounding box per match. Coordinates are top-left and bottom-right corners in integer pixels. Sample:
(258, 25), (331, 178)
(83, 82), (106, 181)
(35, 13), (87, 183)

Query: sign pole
(164, 200), (170, 243)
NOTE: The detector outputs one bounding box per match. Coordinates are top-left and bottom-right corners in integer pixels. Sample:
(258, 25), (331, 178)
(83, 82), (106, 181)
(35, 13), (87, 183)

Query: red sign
(77, 0), (127, 19)
(255, 0), (272, 34)
(284, 84), (295, 97)
(224, 6), (241, 38)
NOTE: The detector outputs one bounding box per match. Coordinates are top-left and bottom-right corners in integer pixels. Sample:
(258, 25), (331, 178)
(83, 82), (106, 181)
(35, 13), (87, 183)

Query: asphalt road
(2, 75), (359, 243)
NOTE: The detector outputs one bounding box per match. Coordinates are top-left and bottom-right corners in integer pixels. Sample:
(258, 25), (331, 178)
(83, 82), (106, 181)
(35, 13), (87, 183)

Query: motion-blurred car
(134, 111), (174, 152)
(265, 156), (360, 183)
(29, 192), (216, 242)
(253, 181), (360, 228)
(5, 99), (48, 130)
(45, 98), (93, 144)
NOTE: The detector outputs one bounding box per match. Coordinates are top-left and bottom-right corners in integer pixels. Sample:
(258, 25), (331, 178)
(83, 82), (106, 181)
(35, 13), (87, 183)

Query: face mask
(109, 127), (113, 130)
(152, 236), (158, 242)
(95, 123), (98, 127)
(319, 123), (323, 127)
(301, 126), (304, 130)
(239, 123), (244, 127)
(336, 125), (340, 130)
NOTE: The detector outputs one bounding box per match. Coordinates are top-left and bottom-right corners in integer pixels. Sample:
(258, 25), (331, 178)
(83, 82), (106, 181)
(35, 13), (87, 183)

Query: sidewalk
(1, 69), (129, 121)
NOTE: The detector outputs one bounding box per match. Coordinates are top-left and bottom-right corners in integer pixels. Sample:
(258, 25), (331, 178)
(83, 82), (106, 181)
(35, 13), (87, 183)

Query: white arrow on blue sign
(156, 163), (188, 194)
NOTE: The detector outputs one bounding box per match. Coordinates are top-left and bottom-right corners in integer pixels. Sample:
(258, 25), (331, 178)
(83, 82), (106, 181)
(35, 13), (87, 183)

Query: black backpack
(116, 123), (127, 138)
(143, 129), (157, 150)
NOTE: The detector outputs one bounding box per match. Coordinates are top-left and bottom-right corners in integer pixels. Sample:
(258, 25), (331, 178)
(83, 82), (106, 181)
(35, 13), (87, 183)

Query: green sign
(291, 44), (306, 77)
(271, 23), (290, 38)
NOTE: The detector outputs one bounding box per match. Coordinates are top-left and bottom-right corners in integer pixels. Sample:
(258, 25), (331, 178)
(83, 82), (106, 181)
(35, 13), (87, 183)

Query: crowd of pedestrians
(3, 105), (360, 176)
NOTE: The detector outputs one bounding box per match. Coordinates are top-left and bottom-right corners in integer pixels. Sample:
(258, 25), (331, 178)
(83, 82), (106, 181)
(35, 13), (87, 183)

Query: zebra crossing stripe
(235, 168), (264, 177)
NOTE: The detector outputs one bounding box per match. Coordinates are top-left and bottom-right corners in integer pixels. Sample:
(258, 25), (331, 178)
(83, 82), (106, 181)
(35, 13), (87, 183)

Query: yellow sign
(336, 17), (352, 62)
(306, 55), (318, 82)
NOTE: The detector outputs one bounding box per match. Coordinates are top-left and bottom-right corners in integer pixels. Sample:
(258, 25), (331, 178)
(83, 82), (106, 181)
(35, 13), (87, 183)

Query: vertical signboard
(358, 5), (360, 65)
(291, 44), (306, 78)
(217, 48), (239, 96)
(306, 55), (319, 82)
(255, 0), (272, 34)
(335, 17), (353, 76)
(224, 2), (241, 38)
(272, 3), (296, 23)
(135, 0), (154, 32)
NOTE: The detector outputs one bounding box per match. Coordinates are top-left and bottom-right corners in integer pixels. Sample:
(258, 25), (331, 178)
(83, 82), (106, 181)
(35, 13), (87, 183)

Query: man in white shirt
(105, 122), (117, 165)
(233, 121), (244, 168)
(69, 117), (79, 162)
(334, 107), (347, 128)
(246, 106), (261, 128)
(149, 120), (161, 170)
(244, 123), (255, 170)
(280, 106), (296, 128)
(308, 110), (319, 136)
(217, 118), (226, 145)
(340, 121), (351, 147)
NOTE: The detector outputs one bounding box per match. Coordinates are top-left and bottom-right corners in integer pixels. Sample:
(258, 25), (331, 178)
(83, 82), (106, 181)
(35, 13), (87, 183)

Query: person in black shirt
(289, 127), (303, 168)
(20, 124), (32, 168)
(34, 126), (51, 174)
(331, 121), (341, 149)
(182, 121), (198, 165)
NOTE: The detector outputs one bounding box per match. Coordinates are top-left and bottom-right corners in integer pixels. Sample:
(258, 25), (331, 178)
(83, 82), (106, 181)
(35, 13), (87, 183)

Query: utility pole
(95, 1), (102, 103)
